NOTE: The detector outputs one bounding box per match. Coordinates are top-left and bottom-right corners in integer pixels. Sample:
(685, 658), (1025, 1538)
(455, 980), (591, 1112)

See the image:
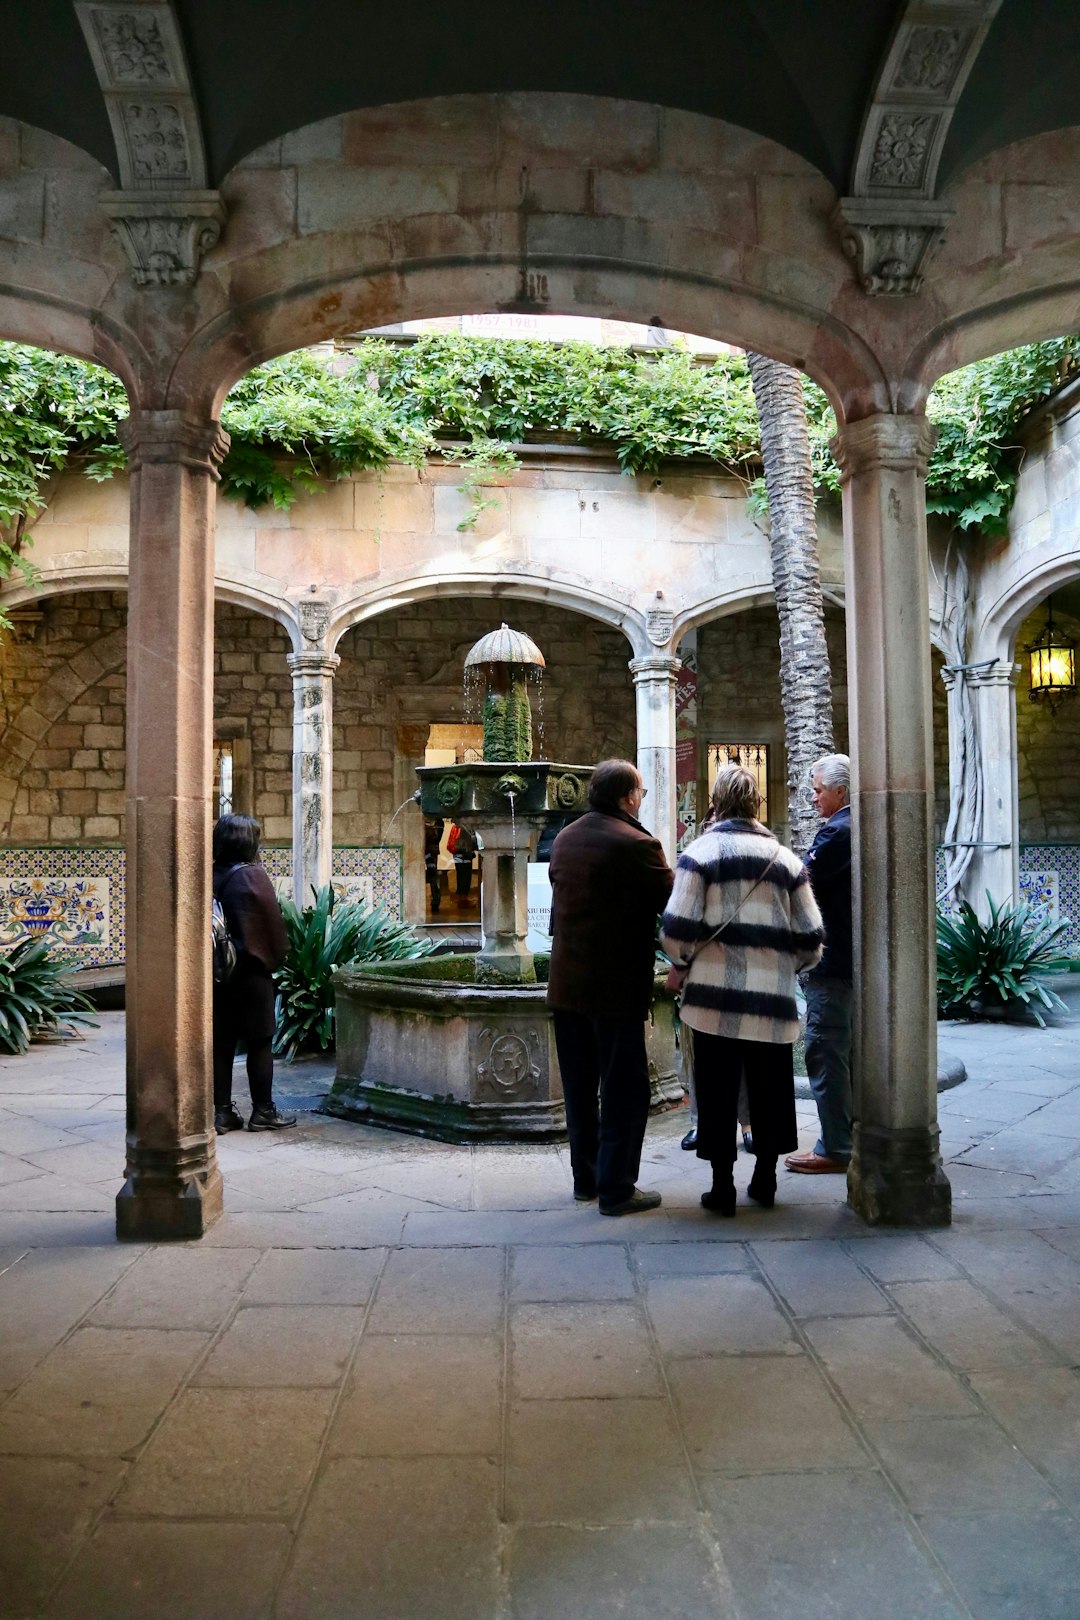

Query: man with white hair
(786, 753), (853, 1175)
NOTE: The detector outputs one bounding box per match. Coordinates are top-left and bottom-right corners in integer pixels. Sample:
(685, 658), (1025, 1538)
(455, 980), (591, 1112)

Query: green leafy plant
(0, 936), (98, 1055)
(936, 893), (1071, 1026)
(273, 882), (434, 1060)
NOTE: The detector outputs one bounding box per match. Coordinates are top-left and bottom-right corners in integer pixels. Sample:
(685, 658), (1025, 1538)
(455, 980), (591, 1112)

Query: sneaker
(599, 1187), (662, 1217)
(214, 1105), (245, 1134)
(247, 1105), (298, 1132)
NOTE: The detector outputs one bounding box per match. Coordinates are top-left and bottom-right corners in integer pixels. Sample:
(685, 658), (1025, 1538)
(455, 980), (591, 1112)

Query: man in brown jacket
(547, 759), (674, 1215)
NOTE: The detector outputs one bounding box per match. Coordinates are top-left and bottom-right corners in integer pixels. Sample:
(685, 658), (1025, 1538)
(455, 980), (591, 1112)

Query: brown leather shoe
(784, 1152), (848, 1175)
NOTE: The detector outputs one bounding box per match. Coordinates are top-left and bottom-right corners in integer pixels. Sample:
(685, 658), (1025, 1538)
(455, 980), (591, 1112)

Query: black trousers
(690, 1029), (798, 1167)
(552, 1010), (651, 1206)
(212, 963), (277, 1112)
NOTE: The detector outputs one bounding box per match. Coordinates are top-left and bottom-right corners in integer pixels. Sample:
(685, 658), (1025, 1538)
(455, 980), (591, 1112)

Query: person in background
(212, 814), (296, 1133)
(450, 821), (478, 900)
(424, 817), (444, 913)
(786, 753), (854, 1176)
(547, 759), (674, 1216)
(661, 765), (823, 1215)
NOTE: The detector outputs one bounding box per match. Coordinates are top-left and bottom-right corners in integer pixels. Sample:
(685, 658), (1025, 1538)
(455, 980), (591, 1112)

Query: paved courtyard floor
(1, 1013), (1079, 1619)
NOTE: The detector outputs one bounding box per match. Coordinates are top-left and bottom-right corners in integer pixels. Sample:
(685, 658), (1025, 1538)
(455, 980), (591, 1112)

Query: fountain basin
(416, 760), (591, 821)
(326, 955), (682, 1142)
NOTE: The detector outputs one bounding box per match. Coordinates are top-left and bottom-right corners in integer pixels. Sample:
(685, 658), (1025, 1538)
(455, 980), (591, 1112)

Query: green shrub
(273, 884), (434, 1060)
(936, 894), (1071, 1026)
(0, 937), (97, 1055)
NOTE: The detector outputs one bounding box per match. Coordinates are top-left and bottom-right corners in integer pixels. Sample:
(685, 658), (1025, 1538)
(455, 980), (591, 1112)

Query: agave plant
(0, 936), (98, 1055)
(936, 893), (1071, 1027)
(274, 883), (434, 1060)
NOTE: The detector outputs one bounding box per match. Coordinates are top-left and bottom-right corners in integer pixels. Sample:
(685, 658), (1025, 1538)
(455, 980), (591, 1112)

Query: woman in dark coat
(212, 814), (295, 1133)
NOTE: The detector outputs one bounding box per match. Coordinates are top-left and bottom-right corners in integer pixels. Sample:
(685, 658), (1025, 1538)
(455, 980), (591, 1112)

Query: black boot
(747, 1157), (778, 1208)
(701, 1161), (737, 1217)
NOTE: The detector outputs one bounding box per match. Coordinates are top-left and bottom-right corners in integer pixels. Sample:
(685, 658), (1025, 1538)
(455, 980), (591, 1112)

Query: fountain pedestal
(476, 818), (539, 980)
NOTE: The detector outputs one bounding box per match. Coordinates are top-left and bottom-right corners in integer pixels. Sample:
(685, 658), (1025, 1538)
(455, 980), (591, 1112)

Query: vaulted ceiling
(1, 0), (1077, 193)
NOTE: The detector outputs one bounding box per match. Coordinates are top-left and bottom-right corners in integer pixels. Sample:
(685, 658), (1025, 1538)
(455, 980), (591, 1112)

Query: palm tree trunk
(746, 352), (834, 853)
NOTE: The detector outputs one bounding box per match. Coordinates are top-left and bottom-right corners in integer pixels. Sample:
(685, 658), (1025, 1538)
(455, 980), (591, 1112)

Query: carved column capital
(832, 197), (953, 297)
(118, 410), (230, 478)
(830, 414), (938, 482)
(629, 654), (682, 684)
(101, 190), (225, 287)
(287, 650), (341, 681)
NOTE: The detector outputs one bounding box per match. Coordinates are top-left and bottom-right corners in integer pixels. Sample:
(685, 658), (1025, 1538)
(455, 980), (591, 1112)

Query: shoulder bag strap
(680, 843), (782, 970)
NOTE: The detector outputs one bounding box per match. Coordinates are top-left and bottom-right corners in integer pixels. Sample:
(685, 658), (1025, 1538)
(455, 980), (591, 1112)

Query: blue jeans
(802, 976), (853, 1163)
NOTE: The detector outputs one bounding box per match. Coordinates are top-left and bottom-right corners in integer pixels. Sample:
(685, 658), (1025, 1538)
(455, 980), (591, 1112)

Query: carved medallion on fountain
(328, 625), (679, 1140)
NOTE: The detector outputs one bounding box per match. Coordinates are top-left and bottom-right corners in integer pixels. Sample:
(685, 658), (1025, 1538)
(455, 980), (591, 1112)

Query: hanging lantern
(1026, 599), (1077, 710)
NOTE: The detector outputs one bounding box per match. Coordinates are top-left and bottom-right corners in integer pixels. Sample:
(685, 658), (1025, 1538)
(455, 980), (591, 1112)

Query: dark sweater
(803, 806), (852, 982)
(213, 862), (288, 974)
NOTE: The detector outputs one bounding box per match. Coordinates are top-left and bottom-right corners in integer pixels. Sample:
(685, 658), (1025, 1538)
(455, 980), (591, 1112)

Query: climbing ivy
(2, 329), (1079, 589)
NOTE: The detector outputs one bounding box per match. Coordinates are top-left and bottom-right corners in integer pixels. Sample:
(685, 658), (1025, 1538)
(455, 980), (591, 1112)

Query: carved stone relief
(476, 1027), (542, 1097)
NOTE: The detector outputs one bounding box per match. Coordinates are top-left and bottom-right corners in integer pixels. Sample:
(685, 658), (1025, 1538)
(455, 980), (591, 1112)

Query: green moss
(482, 678), (533, 761)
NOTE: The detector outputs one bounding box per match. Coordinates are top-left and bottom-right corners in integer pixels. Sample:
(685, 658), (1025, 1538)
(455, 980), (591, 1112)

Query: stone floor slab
(888, 1278), (1060, 1370)
(510, 1243), (635, 1301)
(632, 1241), (753, 1277)
(507, 1396), (696, 1523)
(0, 1326), (208, 1456)
(328, 1332), (501, 1456)
(0, 1455), (123, 1617)
(704, 1469), (961, 1620)
(44, 1520), (292, 1620)
(280, 1456), (499, 1620)
(508, 1523), (733, 1620)
(865, 1414), (1060, 1513)
(645, 1272), (799, 1359)
(842, 1235), (963, 1283)
(0, 1243), (142, 1388)
(367, 1245), (504, 1334)
(195, 1304), (364, 1387)
(916, 1510), (1080, 1620)
(242, 1246), (386, 1305)
(805, 1315), (977, 1421)
(752, 1238), (890, 1316)
(87, 1247), (258, 1329)
(511, 1302), (662, 1398)
(669, 1356), (867, 1473)
(115, 1387), (332, 1518)
(969, 1366), (1080, 1505)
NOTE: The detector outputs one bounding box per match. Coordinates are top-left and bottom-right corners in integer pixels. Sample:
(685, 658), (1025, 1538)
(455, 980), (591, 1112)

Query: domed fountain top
(464, 623), (546, 670)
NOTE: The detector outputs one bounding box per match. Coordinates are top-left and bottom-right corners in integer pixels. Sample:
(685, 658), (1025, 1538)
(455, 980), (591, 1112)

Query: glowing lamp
(1026, 600), (1077, 710)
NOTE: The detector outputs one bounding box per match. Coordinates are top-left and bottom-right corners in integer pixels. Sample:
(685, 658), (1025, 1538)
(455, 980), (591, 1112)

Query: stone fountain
(327, 625), (680, 1140)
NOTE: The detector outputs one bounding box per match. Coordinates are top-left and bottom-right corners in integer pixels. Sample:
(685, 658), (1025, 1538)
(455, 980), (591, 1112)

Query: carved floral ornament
(837, 1), (1002, 294)
(75, 1), (226, 286)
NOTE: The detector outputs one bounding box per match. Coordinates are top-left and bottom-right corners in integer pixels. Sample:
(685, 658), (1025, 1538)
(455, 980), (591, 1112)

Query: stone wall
(212, 604), (294, 843)
(0, 592), (127, 843)
(1015, 603), (1080, 842)
(0, 588), (1069, 861)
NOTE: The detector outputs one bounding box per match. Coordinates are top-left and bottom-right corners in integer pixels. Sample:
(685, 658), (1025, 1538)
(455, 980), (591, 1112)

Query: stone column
(832, 413), (951, 1227)
(963, 661), (1020, 912)
(287, 650), (340, 907)
(630, 654), (680, 862)
(116, 409), (228, 1241)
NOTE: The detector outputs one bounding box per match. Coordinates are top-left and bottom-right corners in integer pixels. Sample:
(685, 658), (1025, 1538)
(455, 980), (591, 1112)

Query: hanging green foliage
(2, 330), (1079, 609)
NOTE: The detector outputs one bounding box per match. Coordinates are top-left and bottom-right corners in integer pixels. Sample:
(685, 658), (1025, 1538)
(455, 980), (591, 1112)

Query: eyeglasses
(638, 786), (648, 799)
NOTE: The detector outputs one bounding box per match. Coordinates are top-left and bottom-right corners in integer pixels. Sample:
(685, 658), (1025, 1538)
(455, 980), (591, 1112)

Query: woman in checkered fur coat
(660, 765), (824, 1216)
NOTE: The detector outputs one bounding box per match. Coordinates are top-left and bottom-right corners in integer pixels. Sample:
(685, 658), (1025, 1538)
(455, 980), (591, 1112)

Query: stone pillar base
(847, 1121), (952, 1227)
(115, 1133), (224, 1241)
